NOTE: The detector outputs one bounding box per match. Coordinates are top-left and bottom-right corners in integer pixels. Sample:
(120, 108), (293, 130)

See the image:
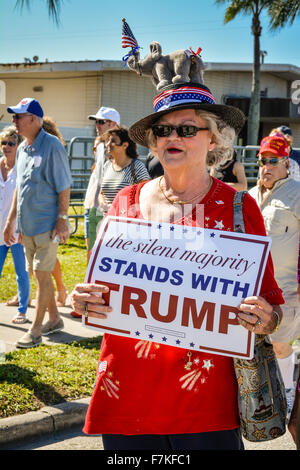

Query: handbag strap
(233, 191), (247, 233)
(130, 160), (137, 184)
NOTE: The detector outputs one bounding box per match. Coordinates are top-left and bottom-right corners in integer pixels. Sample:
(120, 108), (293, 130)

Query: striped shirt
(100, 158), (150, 213)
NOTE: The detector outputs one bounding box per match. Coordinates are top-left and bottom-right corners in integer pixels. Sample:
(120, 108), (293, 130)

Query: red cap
(258, 135), (289, 158)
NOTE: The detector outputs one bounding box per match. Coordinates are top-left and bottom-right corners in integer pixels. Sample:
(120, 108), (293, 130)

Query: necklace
(158, 176), (212, 205)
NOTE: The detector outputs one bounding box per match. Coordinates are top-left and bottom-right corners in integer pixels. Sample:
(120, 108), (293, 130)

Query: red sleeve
(105, 185), (137, 218)
(243, 192), (285, 305)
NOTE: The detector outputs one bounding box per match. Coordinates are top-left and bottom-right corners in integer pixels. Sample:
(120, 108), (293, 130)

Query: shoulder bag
(233, 190), (287, 442)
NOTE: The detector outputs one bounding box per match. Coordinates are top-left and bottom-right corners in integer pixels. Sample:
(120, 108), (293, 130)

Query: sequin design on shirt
(135, 340), (160, 359)
(179, 356), (214, 392)
(97, 360), (120, 399)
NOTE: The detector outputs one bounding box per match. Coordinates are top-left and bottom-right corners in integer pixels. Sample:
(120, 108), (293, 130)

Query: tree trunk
(247, 13), (262, 146)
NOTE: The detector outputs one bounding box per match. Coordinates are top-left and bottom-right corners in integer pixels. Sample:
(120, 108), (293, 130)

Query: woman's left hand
(237, 296), (281, 335)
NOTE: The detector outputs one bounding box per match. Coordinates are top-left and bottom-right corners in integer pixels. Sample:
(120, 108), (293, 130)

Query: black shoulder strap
(233, 191), (247, 233)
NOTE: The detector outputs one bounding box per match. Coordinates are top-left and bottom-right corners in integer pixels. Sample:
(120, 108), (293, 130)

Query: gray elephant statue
(127, 41), (206, 91)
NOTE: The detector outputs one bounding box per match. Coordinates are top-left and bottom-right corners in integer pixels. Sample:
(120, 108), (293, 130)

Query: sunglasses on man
(95, 119), (107, 125)
(258, 157), (287, 167)
(152, 124), (209, 138)
(1, 140), (17, 147)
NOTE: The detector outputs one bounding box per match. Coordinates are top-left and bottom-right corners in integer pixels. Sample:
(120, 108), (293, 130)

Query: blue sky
(1, 0), (300, 66)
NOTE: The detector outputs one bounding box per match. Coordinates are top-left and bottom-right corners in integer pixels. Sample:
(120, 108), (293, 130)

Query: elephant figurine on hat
(127, 41), (205, 91)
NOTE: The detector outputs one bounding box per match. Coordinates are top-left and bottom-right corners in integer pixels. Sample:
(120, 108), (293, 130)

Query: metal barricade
(67, 136), (94, 234)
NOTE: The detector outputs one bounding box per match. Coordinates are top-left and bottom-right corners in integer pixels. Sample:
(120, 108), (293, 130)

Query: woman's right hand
(70, 283), (112, 319)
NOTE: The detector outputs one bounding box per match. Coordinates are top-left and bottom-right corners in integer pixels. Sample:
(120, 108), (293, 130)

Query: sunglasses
(12, 113), (32, 120)
(95, 119), (106, 125)
(258, 157), (284, 167)
(152, 124), (209, 138)
(1, 140), (16, 147)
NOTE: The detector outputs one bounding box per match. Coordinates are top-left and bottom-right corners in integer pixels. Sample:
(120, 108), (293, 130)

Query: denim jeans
(0, 243), (30, 314)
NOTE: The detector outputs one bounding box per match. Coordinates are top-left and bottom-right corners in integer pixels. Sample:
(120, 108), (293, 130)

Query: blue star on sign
(135, 331), (140, 336)
(162, 336), (167, 342)
(210, 232), (215, 238)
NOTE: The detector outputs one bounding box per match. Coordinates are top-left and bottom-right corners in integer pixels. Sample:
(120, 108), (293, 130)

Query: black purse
(232, 191), (287, 442)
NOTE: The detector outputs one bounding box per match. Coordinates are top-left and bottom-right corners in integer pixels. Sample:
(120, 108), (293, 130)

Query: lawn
(0, 205), (87, 303)
(0, 337), (102, 418)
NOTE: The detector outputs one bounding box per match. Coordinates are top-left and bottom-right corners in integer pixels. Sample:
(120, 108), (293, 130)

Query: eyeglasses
(152, 124), (209, 138)
(95, 119), (106, 125)
(1, 140), (16, 147)
(12, 113), (32, 120)
(258, 157), (284, 167)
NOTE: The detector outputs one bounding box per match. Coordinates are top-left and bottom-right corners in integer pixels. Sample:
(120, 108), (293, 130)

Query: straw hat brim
(129, 102), (246, 147)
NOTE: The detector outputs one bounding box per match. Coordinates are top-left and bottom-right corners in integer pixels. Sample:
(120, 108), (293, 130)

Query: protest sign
(83, 216), (271, 359)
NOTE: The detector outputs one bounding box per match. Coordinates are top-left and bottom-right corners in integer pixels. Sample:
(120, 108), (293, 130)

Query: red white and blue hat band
(153, 86), (216, 112)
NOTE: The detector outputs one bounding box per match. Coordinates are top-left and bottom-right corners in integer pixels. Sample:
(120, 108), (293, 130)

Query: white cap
(88, 106), (120, 125)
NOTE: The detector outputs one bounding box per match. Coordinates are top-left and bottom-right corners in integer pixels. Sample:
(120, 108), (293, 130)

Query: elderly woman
(71, 82), (284, 450)
(0, 126), (30, 323)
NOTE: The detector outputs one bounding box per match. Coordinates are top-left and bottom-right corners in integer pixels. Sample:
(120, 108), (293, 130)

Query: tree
(268, 0), (300, 30)
(15, 0), (62, 25)
(215, 1), (273, 145)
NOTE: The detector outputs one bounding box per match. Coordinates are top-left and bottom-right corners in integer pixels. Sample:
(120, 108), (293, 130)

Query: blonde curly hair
(145, 109), (235, 168)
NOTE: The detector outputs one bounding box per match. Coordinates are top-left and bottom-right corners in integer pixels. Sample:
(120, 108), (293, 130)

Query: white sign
(83, 216), (271, 359)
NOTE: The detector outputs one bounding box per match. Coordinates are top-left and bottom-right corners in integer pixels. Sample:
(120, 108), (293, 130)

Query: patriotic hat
(129, 82), (245, 147)
(7, 98), (44, 118)
(258, 135), (289, 158)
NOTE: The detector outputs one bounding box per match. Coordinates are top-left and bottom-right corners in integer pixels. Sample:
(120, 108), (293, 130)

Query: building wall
(205, 71), (288, 102)
(0, 71), (101, 129)
(1, 66), (299, 147)
(101, 70), (156, 128)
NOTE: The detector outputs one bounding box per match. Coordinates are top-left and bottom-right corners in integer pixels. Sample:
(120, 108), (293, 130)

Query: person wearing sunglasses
(70, 74), (284, 449)
(3, 98), (72, 348)
(84, 107), (120, 253)
(249, 135), (300, 434)
(0, 126), (30, 324)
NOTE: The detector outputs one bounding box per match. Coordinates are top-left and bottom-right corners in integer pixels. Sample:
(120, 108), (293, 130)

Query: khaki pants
(88, 208), (103, 252)
(22, 231), (58, 272)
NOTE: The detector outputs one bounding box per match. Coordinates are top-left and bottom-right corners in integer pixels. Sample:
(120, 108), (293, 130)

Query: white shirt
(84, 142), (106, 209)
(289, 158), (300, 181)
(0, 158), (17, 246)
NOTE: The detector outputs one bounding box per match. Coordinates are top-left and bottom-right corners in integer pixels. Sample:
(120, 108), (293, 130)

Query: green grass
(0, 205), (87, 302)
(0, 205), (101, 418)
(0, 337), (102, 418)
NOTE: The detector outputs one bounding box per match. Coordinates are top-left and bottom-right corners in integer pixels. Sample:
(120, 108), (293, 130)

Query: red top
(83, 178), (284, 436)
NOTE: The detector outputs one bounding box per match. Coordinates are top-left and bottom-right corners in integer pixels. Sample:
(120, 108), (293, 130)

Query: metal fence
(67, 139), (300, 198)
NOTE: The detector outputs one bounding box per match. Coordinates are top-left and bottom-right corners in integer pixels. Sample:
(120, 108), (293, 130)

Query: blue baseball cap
(7, 98), (44, 118)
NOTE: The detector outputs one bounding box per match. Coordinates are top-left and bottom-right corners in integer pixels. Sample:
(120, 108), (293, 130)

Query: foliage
(268, 0), (300, 30)
(14, 0), (62, 25)
(0, 337), (102, 418)
(215, 0), (300, 146)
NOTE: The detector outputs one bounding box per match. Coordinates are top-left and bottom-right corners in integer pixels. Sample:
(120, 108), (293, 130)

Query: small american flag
(122, 18), (138, 49)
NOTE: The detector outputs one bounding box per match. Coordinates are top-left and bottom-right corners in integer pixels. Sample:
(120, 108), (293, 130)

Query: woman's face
(154, 109), (215, 172)
(0, 135), (18, 161)
(105, 133), (127, 160)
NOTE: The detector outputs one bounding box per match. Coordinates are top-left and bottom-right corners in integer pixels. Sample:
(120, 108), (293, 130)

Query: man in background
(4, 98), (72, 348)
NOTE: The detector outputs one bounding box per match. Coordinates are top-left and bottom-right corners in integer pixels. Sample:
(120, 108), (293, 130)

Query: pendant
(184, 351), (193, 371)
